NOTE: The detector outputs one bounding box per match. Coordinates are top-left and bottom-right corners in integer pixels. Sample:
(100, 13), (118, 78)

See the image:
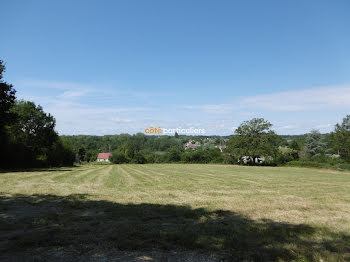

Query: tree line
(0, 61), (75, 168)
(1, 60), (349, 168)
(61, 116), (350, 169)
(227, 117), (350, 168)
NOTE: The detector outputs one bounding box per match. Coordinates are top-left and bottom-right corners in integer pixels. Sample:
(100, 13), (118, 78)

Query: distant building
(97, 153), (112, 162)
(184, 140), (201, 150)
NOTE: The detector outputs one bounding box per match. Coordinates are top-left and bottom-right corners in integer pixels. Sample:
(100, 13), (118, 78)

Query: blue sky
(1, 0), (350, 135)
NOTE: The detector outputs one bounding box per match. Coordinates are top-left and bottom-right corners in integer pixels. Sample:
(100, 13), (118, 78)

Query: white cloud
(13, 79), (350, 135)
(241, 85), (350, 111)
(280, 125), (298, 129)
(14, 79), (157, 135)
(15, 79), (96, 91)
(315, 124), (332, 129)
(58, 90), (88, 99)
(182, 85), (350, 113)
(110, 117), (133, 123)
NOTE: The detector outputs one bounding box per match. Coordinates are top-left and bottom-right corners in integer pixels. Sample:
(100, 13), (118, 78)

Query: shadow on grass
(0, 167), (77, 173)
(0, 194), (349, 261)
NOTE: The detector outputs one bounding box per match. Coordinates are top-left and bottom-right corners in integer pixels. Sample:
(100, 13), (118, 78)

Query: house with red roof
(97, 152), (112, 162)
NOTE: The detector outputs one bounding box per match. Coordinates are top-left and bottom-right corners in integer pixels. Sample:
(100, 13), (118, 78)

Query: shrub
(132, 152), (147, 164)
(110, 152), (129, 164)
(47, 141), (75, 167)
(223, 154), (237, 164)
(285, 160), (350, 171)
(167, 147), (182, 162)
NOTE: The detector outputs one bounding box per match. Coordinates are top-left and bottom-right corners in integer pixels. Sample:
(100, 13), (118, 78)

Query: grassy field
(0, 164), (349, 261)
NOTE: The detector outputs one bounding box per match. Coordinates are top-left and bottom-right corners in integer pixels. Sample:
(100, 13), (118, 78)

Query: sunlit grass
(0, 164), (349, 261)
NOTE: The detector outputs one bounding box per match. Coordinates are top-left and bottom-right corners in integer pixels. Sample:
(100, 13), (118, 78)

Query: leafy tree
(0, 60), (17, 130)
(0, 61), (17, 167)
(181, 150), (204, 163)
(289, 140), (300, 151)
(214, 138), (221, 145)
(180, 148), (222, 163)
(78, 147), (86, 161)
(47, 140), (75, 166)
(227, 118), (279, 164)
(110, 151), (129, 164)
(330, 115), (350, 162)
(167, 146), (182, 162)
(0, 61), (74, 168)
(133, 152), (147, 164)
(207, 148), (223, 163)
(303, 130), (326, 159)
(9, 100), (58, 157)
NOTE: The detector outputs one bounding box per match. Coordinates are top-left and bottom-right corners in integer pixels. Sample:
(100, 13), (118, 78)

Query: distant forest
(60, 133), (300, 162)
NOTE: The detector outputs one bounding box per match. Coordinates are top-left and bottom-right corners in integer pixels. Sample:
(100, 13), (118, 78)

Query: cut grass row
(0, 164), (349, 261)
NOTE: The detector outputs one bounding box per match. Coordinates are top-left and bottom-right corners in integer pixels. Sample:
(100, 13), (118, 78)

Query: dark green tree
(167, 146), (182, 162)
(0, 61), (17, 129)
(9, 100), (58, 157)
(0, 61), (74, 168)
(227, 118), (279, 164)
(133, 152), (147, 164)
(78, 147), (86, 161)
(330, 115), (350, 162)
(0, 61), (18, 167)
(47, 140), (75, 166)
(110, 151), (129, 164)
(289, 140), (300, 151)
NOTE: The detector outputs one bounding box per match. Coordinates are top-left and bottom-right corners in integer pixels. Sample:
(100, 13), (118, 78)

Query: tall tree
(0, 61), (74, 168)
(303, 130), (326, 158)
(9, 100), (58, 158)
(331, 115), (350, 162)
(0, 61), (17, 167)
(0, 61), (17, 133)
(227, 118), (279, 163)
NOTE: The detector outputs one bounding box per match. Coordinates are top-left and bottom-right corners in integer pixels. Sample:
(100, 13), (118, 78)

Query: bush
(144, 152), (156, 163)
(181, 148), (223, 164)
(132, 152), (147, 164)
(110, 152), (129, 164)
(286, 161), (328, 168)
(167, 147), (182, 162)
(223, 154), (237, 164)
(154, 153), (168, 163)
(274, 153), (294, 165)
(47, 141), (75, 167)
(285, 160), (350, 171)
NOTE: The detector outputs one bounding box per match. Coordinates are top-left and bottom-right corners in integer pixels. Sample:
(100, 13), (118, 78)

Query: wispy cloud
(279, 125), (298, 129)
(109, 117), (133, 123)
(315, 124), (332, 128)
(183, 84), (350, 113)
(241, 85), (350, 111)
(58, 90), (88, 99)
(13, 79), (350, 135)
(15, 79), (96, 91)
(14, 79), (160, 135)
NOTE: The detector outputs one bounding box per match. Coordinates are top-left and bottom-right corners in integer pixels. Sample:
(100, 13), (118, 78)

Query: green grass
(0, 164), (350, 261)
(285, 160), (350, 171)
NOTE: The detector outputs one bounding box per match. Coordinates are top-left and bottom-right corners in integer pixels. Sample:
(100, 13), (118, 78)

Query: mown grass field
(0, 164), (350, 261)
